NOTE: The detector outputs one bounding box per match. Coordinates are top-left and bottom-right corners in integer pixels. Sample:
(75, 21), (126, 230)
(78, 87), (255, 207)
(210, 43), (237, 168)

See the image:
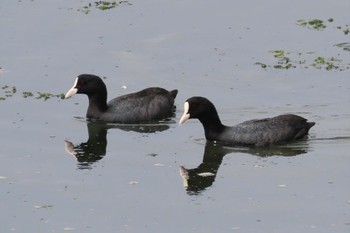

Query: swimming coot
(179, 96), (315, 146)
(65, 74), (178, 123)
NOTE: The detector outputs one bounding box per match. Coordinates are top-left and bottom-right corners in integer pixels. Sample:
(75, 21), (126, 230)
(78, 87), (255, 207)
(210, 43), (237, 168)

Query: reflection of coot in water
(65, 74), (178, 123)
(65, 122), (109, 169)
(65, 121), (172, 169)
(113, 122), (171, 133)
(180, 141), (310, 195)
(180, 143), (229, 195)
(179, 97), (315, 146)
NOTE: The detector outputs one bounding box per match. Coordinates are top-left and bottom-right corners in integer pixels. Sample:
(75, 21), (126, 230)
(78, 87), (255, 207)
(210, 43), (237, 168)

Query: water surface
(1, 0), (349, 232)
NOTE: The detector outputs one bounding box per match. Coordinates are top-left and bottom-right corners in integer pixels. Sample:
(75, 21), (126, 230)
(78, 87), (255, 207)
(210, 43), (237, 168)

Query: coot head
(179, 97), (221, 125)
(65, 74), (107, 100)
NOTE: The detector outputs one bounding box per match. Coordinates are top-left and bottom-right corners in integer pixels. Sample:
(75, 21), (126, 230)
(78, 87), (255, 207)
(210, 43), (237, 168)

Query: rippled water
(1, 0), (349, 232)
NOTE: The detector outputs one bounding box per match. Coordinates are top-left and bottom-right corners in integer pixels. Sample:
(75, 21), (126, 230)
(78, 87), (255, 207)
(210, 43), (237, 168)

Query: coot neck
(198, 111), (226, 141)
(87, 92), (109, 113)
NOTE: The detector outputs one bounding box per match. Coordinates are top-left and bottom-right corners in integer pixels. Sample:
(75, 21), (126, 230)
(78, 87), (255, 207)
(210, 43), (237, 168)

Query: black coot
(179, 96), (315, 146)
(65, 74), (178, 123)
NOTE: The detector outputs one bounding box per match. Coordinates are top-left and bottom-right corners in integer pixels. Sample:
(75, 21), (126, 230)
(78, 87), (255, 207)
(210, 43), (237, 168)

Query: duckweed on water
(0, 85), (17, 100)
(297, 18), (349, 35)
(311, 56), (344, 70)
(1, 87), (64, 101)
(256, 17), (350, 71)
(26, 92), (65, 101)
(79, 1), (131, 14)
(35, 92), (65, 101)
(22, 91), (34, 98)
(255, 51), (349, 71)
(297, 19), (329, 30)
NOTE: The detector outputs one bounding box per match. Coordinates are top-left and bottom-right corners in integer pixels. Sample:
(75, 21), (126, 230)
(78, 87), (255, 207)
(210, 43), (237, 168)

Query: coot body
(65, 74), (178, 123)
(179, 96), (315, 146)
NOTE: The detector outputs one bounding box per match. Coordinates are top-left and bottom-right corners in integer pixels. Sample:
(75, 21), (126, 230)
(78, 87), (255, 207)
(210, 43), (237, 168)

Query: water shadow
(179, 140), (311, 195)
(64, 121), (172, 169)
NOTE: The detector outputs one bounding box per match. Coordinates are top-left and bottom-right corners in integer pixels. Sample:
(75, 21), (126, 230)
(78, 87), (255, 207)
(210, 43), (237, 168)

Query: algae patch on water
(255, 18), (350, 71)
(78, 1), (132, 14)
(1, 86), (65, 101)
(255, 50), (349, 71)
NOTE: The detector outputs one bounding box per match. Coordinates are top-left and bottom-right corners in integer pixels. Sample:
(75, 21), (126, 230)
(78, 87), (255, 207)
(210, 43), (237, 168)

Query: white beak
(65, 78), (78, 99)
(179, 102), (190, 125)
